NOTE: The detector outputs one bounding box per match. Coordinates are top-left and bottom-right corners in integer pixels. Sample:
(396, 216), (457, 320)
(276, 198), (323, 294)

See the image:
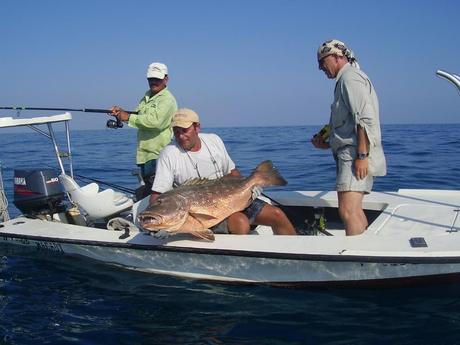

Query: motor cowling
(13, 169), (65, 215)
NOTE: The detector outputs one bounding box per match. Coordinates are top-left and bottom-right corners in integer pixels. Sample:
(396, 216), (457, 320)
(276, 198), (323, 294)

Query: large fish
(138, 160), (287, 241)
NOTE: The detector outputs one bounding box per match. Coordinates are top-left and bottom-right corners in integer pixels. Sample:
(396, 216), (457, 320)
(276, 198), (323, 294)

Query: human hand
(252, 185), (263, 200)
(153, 229), (170, 239)
(110, 106), (129, 121)
(311, 135), (330, 149)
(354, 158), (369, 180)
(110, 106), (122, 115)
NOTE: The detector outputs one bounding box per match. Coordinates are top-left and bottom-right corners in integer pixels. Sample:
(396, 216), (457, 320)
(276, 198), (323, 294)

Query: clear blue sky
(1, 0), (458, 130)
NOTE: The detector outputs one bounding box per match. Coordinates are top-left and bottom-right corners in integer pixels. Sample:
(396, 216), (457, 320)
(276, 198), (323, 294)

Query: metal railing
(436, 70), (460, 94)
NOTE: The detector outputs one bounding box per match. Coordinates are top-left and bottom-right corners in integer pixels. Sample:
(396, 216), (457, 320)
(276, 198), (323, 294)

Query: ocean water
(1, 123), (460, 344)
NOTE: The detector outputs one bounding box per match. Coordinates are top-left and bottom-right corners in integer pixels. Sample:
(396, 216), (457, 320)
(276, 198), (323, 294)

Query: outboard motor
(13, 169), (65, 216)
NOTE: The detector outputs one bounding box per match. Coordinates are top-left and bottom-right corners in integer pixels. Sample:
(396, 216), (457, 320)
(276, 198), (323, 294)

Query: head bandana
(317, 39), (360, 69)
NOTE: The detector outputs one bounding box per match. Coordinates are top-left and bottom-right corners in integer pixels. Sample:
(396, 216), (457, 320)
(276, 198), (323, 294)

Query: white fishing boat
(0, 70), (459, 286)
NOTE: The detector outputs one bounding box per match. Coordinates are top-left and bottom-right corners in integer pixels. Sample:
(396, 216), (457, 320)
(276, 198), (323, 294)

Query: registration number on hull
(1, 236), (64, 254)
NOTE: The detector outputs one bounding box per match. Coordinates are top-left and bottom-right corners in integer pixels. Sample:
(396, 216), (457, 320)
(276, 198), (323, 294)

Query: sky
(1, 0), (459, 130)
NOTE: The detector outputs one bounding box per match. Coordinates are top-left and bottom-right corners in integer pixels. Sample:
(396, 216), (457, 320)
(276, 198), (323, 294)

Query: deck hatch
(409, 237), (428, 248)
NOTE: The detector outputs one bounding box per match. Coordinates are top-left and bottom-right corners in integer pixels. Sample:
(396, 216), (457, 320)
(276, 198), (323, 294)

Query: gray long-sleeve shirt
(329, 64), (386, 176)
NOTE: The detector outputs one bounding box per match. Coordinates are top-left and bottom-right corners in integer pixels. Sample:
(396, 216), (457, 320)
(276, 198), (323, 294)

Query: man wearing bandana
(311, 39), (386, 236)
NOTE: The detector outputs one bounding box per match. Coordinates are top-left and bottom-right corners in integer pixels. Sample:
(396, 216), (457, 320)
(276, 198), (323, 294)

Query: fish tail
(250, 160), (287, 187)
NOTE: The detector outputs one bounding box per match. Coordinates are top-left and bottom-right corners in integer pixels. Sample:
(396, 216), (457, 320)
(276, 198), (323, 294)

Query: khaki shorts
(334, 147), (373, 193)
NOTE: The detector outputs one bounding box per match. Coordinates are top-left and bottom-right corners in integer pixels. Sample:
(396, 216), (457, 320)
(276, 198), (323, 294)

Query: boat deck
(264, 189), (460, 238)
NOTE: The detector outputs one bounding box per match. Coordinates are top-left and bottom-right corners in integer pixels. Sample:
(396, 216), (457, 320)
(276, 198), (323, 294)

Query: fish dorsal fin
(181, 177), (213, 186)
(220, 175), (240, 181)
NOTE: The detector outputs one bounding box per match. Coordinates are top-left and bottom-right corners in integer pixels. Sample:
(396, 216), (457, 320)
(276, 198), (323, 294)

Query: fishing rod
(74, 174), (135, 194)
(38, 161), (136, 194)
(0, 106), (138, 128)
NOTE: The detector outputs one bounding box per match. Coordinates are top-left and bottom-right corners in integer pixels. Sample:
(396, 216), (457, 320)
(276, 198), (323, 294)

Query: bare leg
(254, 205), (296, 235)
(227, 212), (251, 234)
(337, 191), (368, 236)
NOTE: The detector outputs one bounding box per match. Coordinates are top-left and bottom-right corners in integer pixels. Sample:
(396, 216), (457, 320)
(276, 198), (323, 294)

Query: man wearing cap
(311, 39), (386, 236)
(111, 62), (178, 197)
(150, 108), (296, 236)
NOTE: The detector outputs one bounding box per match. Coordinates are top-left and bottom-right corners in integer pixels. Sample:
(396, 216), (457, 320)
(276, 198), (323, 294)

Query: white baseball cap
(146, 62), (168, 79)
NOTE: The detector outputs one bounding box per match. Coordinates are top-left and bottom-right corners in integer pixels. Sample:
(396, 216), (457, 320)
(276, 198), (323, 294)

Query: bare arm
(229, 168), (241, 177)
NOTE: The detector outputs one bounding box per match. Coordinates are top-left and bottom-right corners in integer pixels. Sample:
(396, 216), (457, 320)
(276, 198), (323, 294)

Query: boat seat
(59, 174), (133, 221)
(132, 195), (150, 227)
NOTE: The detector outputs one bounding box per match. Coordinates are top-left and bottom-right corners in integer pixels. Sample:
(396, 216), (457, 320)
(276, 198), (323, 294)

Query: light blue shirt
(329, 64), (386, 176)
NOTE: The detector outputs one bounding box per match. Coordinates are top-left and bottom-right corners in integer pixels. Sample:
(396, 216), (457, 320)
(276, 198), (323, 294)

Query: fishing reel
(106, 117), (123, 129)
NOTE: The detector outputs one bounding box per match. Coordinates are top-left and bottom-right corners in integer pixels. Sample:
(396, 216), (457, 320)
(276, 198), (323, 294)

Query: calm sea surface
(1, 123), (460, 344)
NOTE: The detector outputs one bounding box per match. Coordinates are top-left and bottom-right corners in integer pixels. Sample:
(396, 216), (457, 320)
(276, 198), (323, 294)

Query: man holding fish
(138, 108), (296, 239)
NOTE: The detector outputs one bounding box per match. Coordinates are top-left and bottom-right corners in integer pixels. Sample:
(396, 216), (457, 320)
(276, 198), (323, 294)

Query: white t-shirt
(152, 133), (236, 193)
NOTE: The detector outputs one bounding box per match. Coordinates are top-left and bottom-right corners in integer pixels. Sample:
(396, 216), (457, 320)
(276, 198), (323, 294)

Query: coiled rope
(0, 162), (10, 222)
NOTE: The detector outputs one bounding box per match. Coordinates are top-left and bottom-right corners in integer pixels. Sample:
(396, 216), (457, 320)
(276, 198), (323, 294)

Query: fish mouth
(138, 214), (163, 230)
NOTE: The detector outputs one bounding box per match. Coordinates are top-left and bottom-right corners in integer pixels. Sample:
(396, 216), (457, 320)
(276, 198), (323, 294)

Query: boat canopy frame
(0, 113), (74, 177)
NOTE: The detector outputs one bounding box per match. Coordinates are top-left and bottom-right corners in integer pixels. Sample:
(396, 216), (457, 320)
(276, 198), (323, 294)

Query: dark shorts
(243, 198), (267, 223)
(138, 159), (157, 183)
(135, 159), (157, 200)
(211, 199), (267, 234)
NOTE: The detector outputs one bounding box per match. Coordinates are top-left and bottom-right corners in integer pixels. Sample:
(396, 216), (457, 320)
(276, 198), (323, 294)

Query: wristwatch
(357, 152), (369, 160)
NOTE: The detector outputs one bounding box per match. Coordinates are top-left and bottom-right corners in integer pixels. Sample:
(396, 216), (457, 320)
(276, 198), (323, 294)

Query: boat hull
(3, 186), (460, 286)
(3, 219), (460, 286)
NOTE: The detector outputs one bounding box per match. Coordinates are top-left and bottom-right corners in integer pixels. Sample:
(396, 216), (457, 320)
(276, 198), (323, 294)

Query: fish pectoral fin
(185, 213), (217, 240)
(188, 212), (219, 228)
(189, 212), (218, 221)
(190, 229), (215, 241)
